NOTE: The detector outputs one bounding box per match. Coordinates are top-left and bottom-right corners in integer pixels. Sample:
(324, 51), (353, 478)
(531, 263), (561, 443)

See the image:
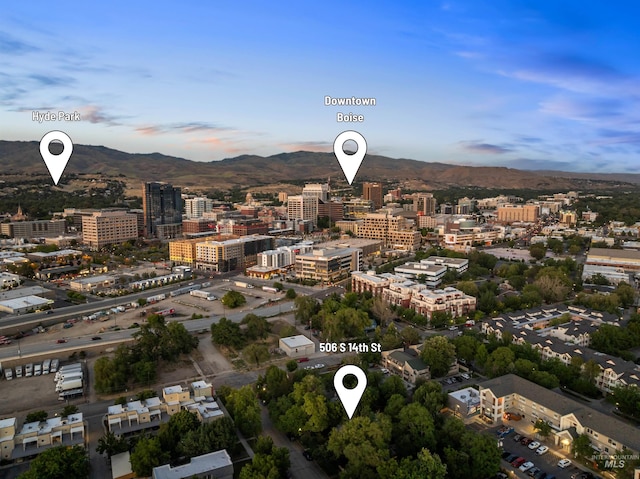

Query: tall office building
(302, 183), (330, 202)
(81, 210), (138, 250)
(142, 182), (183, 239)
(414, 193), (437, 216)
(363, 182), (383, 210)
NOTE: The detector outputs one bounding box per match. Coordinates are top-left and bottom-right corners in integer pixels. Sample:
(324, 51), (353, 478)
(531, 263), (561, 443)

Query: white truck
(147, 294), (166, 303)
(34, 364), (42, 376)
(56, 371), (83, 383)
(54, 365), (82, 381)
(56, 378), (82, 392)
(235, 281), (254, 289)
(58, 388), (83, 400)
(190, 290), (216, 300)
(5, 368), (13, 380)
(15, 365), (23, 378)
(43, 359), (51, 375)
(262, 286), (279, 293)
(25, 363), (33, 377)
(50, 359), (59, 373)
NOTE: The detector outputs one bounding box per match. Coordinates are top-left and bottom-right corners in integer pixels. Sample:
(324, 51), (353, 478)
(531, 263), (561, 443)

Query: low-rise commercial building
(152, 449), (233, 479)
(69, 275), (116, 293)
(0, 295), (54, 314)
(279, 335), (315, 358)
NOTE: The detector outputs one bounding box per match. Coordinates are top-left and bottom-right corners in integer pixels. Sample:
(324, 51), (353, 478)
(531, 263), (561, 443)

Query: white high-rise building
(185, 197), (213, 218)
(287, 195), (319, 225)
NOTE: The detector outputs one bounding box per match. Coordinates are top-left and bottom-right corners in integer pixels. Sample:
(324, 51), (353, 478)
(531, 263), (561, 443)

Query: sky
(2, 1), (640, 173)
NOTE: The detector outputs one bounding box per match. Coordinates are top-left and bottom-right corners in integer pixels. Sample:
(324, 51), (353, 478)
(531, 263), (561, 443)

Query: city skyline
(2, 1), (640, 173)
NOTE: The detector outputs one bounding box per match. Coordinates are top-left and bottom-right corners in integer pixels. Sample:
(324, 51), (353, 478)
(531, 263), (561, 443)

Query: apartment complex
(81, 210), (138, 249)
(0, 414), (86, 461)
(357, 212), (421, 251)
(143, 182), (183, 239)
(184, 197), (213, 218)
(295, 247), (362, 283)
(363, 182), (383, 210)
(496, 204), (540, 223)
(479, 374), (640, 455)
(394, 256), (469, 287)
(381, 346), (430, 384)
(482, 308), (640, 393)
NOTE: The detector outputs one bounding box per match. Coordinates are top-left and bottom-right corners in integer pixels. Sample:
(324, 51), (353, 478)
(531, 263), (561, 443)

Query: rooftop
(280, 335), (315, 349)
(152, 449), (232, 479)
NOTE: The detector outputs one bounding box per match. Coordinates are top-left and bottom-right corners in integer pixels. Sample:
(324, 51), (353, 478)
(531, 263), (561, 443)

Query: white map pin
(40, 130), (73, 185)
(334, 364), (367, 419)
(334, 130), (367, 185)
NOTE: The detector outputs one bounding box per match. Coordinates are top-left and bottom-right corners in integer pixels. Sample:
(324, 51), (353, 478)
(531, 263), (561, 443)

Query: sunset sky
(2, 1), (640, 173)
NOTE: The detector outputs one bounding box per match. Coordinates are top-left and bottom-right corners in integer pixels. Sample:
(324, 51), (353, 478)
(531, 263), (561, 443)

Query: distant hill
(0, 140), (636, 190)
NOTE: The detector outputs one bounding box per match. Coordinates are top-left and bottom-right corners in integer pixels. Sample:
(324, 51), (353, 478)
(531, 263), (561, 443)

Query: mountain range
(1, 140), (638, 190)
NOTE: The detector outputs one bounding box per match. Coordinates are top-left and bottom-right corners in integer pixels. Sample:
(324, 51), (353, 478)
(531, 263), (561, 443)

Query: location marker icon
(40, 130), (73, 185)
(334, 130), (367, 185)
(334, 364), (367, 419)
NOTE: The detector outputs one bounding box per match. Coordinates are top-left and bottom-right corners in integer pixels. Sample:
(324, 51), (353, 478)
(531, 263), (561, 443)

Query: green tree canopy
(17, 445), (89, 479)
(420, 336), (456, 378)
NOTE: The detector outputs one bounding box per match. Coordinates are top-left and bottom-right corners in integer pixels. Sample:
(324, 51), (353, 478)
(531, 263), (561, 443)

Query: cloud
(540, 96), (623, 121)
(78, 105), (123, 126)
(135, 121), (233, 136)
(278, 141), (333, 153)
(0, 31), (39, 54)
(458, 140), (513, 154)
(28, 74), (74, 87)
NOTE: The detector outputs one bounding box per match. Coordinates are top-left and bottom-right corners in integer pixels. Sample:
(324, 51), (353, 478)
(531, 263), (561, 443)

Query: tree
(571, 434), (592, 459)
(371, 297), (397, 326)
(529, 243), (547, 261)
(178, 417), (237, 459)
(25, 410), (48, 423)
(294, 295), (319, 324)
(61, 404), (79, 417)
(394, 403), (437, 456)
(400, 326), (421, 345)
(17, 445), (89, 479)
(285, 288), (297, 299)
(328, 415), (392, 476)
(130, 436), (169, 477)
(241, 314), (271, 340)
(610, 385), (640, 418)
(420, 336), (456, 378)
(96, 431), (129, 457)
(484, 347), (515, 377)
(453, 335), (480, 364)
(462, 431), (501, 479)
(225, 385), (262, 437)
(210, 317), (244, 348)
(286, 359), (298, 372)
(221, 290), (246, 308)
(239, 436), (290, 479)
(273, 281), (283, 291)
(533, 419), (552, 439)
(243, 343), (271, 366)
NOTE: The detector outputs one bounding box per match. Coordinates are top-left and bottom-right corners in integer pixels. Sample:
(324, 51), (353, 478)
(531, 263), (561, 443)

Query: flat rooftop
(280, 335), (314, 348)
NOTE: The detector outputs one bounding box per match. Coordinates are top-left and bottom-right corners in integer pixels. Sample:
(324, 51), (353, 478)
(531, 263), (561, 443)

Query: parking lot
(491, 424), (601, 479)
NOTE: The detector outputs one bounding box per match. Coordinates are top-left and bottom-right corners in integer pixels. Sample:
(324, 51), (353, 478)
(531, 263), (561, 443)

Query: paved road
(0, 301), (296, 362)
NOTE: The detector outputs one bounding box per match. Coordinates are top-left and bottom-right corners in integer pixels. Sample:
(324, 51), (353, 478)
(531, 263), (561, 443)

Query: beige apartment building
(81, 210), (138, 249)
(410, 286), (477, 319)
(357, 212), (421, 251)
(497, 204), (540, 223)
(169, 238), (201, 265)
(479, 374), (640, 456)
(295, 247), (362, 283)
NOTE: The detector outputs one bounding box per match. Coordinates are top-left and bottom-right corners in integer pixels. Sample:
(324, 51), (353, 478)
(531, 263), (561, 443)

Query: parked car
(297, 357), (309, 363)
(505, 453), (518, 463)
(302, 450), (313, 461)
(461, 372), (470, 380)
(557, 459), (571, 469)
(536, 445), (549, 455)
(519, 461), (534, 472)
(501, 451), (512, 459)
(527, 466), (541, 477)
(511, 457), (526, 468)
(56, 339), (68, 344)
(533, 470), (547, 479)
(91, 336), (102, 340)
(521, 437), (533, 446)
(513, 434), (522, 442)
(528, 441), (541, 450)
